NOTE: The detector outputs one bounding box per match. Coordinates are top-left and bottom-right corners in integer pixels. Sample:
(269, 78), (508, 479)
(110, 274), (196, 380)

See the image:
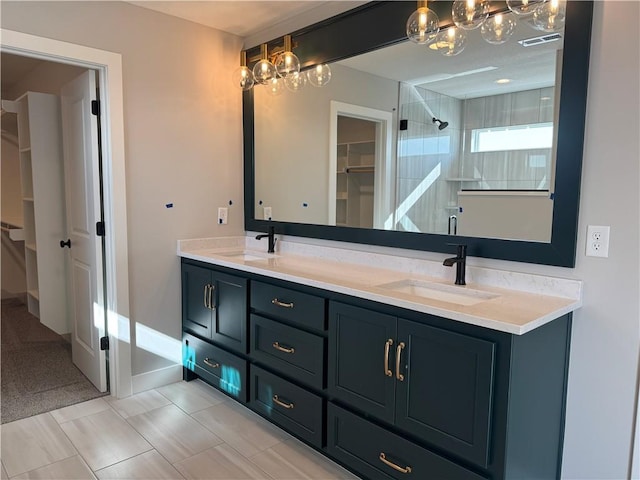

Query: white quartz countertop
(178, 236), (583, 335)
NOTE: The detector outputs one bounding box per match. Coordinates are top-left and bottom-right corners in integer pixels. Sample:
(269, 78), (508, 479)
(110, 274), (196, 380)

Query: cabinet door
(210, 270), (248, 354)
(182, 264), (212, 338)
(395, 319), (496, 468)
(328, 302), (396, 424)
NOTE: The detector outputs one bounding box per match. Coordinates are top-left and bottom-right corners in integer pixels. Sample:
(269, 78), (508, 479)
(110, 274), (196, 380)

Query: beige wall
(1, 1), (245, 377)
(254, 63), (397, 224)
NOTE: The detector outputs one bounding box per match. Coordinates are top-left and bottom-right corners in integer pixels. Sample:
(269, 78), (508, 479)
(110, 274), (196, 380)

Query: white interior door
(60, 70), (106, 392)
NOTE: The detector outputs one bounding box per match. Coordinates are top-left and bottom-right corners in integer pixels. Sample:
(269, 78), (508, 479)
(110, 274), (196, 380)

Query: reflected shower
(432, 117), (448, 130)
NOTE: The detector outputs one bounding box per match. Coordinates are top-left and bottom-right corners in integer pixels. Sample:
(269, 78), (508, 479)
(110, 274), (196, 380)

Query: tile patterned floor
(0, 379), (359, 479)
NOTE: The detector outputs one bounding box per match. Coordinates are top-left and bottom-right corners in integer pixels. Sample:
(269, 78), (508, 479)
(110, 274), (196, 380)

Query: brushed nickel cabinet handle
(203, 285), (209, 308)
(272, 341), (295, 354)
(395, 342), (405, 381)
(379, 452), (412, 474)
(272, 394), (294, 409)
(384, 338), (393, 377)
(271, 298), (294, 309)
(203, 357), (219, 369)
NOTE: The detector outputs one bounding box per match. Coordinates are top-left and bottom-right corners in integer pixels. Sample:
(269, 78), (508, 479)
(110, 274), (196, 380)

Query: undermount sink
(215, 250), (273, 262)
(375, 279), (499, 306)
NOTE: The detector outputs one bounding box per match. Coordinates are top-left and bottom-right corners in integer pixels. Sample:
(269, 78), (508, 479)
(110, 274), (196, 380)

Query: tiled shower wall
(395, 84), (554, 235)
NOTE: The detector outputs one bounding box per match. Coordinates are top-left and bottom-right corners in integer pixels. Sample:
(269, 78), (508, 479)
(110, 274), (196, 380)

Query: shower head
(432, 117), (449, 131)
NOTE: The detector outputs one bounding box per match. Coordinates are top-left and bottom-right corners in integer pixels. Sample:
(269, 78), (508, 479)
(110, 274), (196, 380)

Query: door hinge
(91, 100), (100, 116)
(96, 221), (105, 237)
(100, 336), (109, 350)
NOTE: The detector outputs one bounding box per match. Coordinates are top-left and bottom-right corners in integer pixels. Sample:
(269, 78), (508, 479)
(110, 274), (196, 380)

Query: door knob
(60, 239), (71, 248)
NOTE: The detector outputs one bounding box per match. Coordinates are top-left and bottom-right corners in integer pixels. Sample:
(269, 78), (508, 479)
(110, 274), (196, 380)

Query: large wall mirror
(244, 1), (593, 267)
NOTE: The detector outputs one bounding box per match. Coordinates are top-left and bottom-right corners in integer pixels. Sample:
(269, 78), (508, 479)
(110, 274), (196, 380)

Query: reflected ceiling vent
(518, 33), (562, 47)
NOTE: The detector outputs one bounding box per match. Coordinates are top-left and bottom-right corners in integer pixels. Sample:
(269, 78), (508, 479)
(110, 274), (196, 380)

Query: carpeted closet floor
(1, 298), (107, 424)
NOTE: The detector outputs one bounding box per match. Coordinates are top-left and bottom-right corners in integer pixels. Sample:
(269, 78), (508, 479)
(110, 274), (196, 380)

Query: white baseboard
(131, 364), (182, 394)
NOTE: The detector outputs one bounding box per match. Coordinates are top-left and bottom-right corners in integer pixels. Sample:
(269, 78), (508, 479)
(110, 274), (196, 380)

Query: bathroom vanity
(179, 237), (582, 480)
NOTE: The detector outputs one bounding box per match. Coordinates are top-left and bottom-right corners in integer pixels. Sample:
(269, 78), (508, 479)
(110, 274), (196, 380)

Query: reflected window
(471, 122), (553, 153)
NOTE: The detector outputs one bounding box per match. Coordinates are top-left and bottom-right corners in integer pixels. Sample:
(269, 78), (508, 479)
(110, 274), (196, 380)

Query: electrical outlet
(585, 225), (610, 257)
(263, 206), (272, 220)
(217, 207), (228, 225)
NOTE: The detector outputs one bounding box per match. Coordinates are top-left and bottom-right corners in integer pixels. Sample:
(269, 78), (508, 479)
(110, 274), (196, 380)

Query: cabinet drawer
(250, 365), (324, 448)
(251, 281), (325, 332)
(250, 315), (325, 390)
(183, 333), (247, 403)
(327, 403), (486, 480)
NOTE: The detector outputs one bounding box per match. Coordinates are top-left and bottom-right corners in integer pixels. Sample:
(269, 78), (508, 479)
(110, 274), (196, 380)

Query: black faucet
(256, 226), (277, 253)
(443, 244), (467, 286)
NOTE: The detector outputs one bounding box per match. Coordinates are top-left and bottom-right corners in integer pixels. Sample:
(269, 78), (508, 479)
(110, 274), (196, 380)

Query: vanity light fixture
(236, 35), (331, 92)
(532, 0), (566, 32)
(407, 0), (566, 51)
(481, 12), (516, 44)
(436, 26), (467, 56)
(406, 0), (440, 45)
(452, 0), (490, 30)
(252, 44), (277, 85)
(274, 35), (300, 78)
(232, 51), (255, 91)
(308, 63), (332, 87)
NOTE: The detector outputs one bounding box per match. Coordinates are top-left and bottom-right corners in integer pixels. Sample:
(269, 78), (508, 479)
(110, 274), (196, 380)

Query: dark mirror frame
(244, 0), (593, 267)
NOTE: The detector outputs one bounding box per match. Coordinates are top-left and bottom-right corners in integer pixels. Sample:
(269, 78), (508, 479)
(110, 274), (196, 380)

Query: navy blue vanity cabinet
(183, 332), (248, 403)
(328, 301), (495, 468)
(328, 300), (572, 480)
(182, 261), (248, 354)
(248, 281), (328, 448)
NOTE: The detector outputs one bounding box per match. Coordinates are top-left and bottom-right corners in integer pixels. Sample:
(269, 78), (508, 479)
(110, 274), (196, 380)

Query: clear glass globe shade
(274, 51), (300, 78)
(252, 59), (277, 85)
(506, 0), (545, 16)
(308, 64), (332, 87)
(232, 66), (254, 91)
(481, 13), (516, 45)
(532, 0), (566, 32)
(265, 77), (284, 96)
(406, 7), (440, 45)
(437, 27), (467, 57)
(452, 0), (490, 30)
(284, 71), (307, 92)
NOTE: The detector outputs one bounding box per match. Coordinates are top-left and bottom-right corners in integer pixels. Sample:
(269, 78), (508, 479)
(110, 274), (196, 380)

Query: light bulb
(265, 77), (284, 96)
(284, 70), (307, 92)
(232, 66), (254, 91)
(481, 13), (516, 44)
(406, 6), (440, 45)
(506, 0), (545, 16)
(532, 0), (566, 32)
(436, 27), (466, 56)
(253, 59), (277, 85)
(274, 51), (300, 78)
(452, 0), (490, 30)
(308, 64), (331, 87)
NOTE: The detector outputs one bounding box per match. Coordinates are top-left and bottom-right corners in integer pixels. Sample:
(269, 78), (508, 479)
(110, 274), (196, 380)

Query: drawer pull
(379, 452), (412, 474)
(384, 338), (393, 377)
(271, 298), (294, 309)
(203, 357), (220, 369)
(395, 342), (405, 381)
(272, 394), (295, 409)
(272, 341), (295, 354)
